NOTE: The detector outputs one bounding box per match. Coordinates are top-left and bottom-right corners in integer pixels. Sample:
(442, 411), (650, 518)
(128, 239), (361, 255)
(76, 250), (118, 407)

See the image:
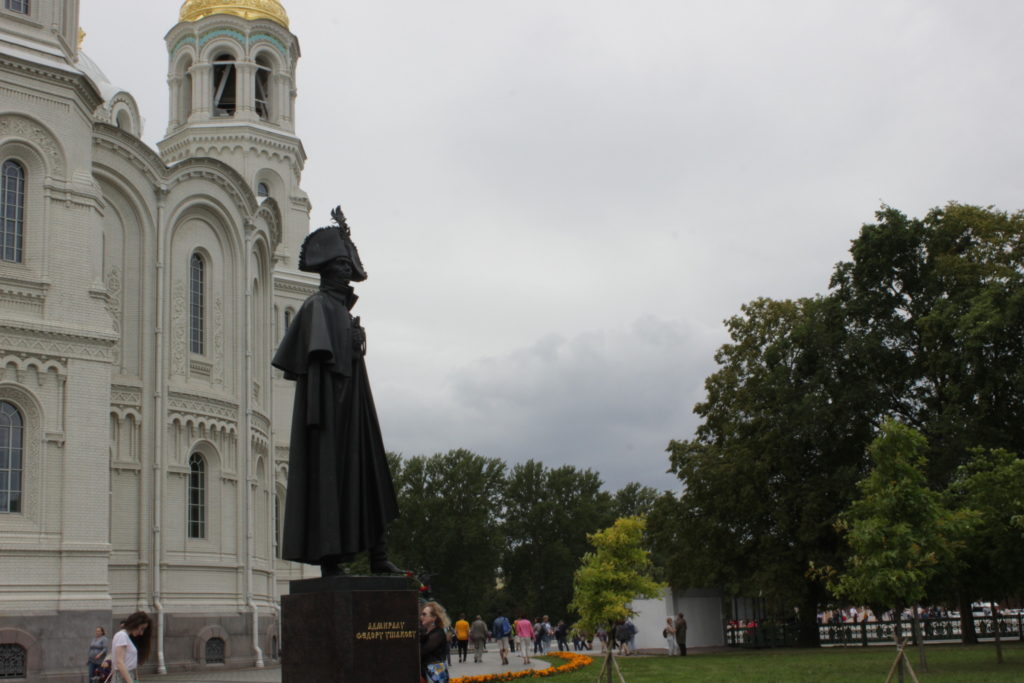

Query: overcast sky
(78, 1), (1024, 492)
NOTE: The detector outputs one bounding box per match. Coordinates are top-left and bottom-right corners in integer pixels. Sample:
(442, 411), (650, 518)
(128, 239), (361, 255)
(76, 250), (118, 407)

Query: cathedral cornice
(0, 318), (116, 362)
(273, 272), (317, 297)
(167, 389), (240, 422)
(158, 126), (306, 167)
(0, 52), (103, 114)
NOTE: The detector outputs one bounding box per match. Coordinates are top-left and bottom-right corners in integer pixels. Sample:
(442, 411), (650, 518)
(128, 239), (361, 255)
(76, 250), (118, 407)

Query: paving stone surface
(155, 650), (554, 682)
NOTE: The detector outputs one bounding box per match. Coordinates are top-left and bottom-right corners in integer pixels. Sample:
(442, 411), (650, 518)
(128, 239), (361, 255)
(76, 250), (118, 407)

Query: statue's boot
(369, 540), (406, 574)
(320, 553), (356, 577)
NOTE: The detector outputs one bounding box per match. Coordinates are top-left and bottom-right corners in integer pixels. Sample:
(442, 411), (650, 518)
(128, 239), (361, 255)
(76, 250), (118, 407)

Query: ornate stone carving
(168, 391), (238, 421)
(212, 298), (224, 385)
(104, 266), (123, 371)
(171, 281), (187, 376)
(0, 326), (112, 362)
(0, 114), (65, 178)
(0, 275), (48, 317)
(111, 385), (142, 412)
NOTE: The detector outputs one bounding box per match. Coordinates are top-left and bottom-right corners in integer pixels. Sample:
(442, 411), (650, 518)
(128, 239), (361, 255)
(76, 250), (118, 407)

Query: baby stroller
(91, 659), (112, 683)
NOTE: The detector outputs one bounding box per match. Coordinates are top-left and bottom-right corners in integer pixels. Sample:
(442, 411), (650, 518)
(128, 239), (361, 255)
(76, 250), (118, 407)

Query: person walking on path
(626, 618), (637, 654)
(86, 626), (108, 682)
(674, 612), (688, 656)
(470, 615), (489, 663)
(491, 612), (512, 665)
(615, 620), (632, 656)
(111, 611), (152, 682)
(454, 614), (470, 663)
(514, 615), (535, 665)
(555, 620), (569, 651)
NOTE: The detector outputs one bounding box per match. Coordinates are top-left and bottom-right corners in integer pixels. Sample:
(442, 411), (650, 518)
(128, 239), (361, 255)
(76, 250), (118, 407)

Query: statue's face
(342, 240), (368, 281)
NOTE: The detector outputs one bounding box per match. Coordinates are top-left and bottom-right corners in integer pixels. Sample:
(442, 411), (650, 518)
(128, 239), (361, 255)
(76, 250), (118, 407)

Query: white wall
(630, 587), (726, 652)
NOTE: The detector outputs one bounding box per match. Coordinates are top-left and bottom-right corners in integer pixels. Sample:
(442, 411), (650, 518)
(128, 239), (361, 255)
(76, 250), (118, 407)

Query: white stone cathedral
(0, 1), (321, 678)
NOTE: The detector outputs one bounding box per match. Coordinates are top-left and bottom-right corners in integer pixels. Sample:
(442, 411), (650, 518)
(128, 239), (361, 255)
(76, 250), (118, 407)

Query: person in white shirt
(112, 611), (152, 682)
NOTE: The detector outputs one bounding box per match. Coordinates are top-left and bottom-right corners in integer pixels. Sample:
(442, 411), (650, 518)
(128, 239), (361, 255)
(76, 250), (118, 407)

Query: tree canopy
(827, 420), (972, 615)
(569, 516), (664, 634)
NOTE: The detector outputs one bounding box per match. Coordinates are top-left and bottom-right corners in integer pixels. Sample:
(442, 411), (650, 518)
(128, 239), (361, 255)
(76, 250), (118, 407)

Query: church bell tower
(159, 0), (311, 262)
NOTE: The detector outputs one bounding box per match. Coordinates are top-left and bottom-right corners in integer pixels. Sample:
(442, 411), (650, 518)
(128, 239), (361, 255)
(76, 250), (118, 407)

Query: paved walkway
(155, 650), (551, 682)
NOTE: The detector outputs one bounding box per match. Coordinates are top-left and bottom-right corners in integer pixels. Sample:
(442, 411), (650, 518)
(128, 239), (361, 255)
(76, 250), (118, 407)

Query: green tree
(830, 421), (967, 610)
(388, 449), (507, 617)
(649, 295), (877, 646)
(946, 448), (1024, 662)
(569, 517), (664, 683)
(502, 461), (615, 621)
(828, 420), (973, 675)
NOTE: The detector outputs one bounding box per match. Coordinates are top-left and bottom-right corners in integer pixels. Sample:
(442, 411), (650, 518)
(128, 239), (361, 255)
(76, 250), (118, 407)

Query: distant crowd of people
(421, 606), (690, 680)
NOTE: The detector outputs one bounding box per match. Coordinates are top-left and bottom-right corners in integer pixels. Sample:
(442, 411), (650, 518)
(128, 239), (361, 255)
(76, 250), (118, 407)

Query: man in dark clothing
(674, 612), (688, 655)
(272, 207), (401, 576)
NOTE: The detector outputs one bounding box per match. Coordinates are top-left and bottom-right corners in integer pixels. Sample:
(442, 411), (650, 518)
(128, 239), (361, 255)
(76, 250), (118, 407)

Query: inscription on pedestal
(282, 578), (419, 682)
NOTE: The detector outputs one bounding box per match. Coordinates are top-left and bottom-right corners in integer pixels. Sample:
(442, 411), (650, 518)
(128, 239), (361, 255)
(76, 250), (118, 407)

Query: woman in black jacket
(420, 601), (451, 682)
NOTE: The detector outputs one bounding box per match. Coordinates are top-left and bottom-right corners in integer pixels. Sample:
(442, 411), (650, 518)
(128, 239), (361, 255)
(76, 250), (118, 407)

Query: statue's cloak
(271, 285), (399, 565)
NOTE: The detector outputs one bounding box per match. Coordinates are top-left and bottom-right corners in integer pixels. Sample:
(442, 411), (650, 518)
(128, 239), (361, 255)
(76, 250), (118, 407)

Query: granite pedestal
(282, 575), (419, 682)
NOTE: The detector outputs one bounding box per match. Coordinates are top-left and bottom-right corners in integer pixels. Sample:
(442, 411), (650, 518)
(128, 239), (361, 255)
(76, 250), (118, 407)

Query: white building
(0, 1), (319, 678)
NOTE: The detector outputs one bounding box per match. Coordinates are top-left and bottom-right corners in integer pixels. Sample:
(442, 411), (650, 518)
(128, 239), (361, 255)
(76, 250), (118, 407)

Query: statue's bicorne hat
(298, 206), (368, 280)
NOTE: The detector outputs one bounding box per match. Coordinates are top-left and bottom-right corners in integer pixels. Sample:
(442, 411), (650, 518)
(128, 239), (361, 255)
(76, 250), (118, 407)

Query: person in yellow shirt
(454, 614), (470, 663)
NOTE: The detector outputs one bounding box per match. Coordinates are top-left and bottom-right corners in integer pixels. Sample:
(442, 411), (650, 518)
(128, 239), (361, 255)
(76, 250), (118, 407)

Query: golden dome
(179, 0), (289, 29)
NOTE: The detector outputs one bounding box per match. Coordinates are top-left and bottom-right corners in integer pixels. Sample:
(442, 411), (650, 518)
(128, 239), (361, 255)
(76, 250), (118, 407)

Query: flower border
(452, 651), (593, 682)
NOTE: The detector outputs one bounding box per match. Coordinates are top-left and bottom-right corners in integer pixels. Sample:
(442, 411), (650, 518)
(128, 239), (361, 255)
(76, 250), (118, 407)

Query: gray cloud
(374, 315), (722, 491)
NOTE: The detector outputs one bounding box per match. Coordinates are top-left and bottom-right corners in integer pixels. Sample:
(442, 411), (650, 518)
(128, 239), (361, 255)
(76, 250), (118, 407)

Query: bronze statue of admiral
(272, 207), (401, 576)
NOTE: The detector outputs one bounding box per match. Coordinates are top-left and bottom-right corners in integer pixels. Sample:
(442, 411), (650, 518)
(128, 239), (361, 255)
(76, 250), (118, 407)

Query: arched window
(0, 643), (27, 677)
(0, 401), (23, 514)
(190, 253), (205, 354)
(255, 55), (272, 120)
(256, 182), (269, 200)
(283, 308), (292, 332)
(188, 453), (206, 539)
(204, 637), (225, 664)
(212, 54), (237, 117)
(1, 160), (25, 263)
(3, 1), (30, 15)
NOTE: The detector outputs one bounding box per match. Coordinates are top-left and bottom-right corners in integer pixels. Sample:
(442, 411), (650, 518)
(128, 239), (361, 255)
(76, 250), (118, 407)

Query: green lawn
(539, 642), (1024, 682)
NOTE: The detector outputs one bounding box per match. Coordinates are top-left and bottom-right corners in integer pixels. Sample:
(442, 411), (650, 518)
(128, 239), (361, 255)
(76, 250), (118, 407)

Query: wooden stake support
(595, 650), (627, 683)
(883, 639), (920, 683)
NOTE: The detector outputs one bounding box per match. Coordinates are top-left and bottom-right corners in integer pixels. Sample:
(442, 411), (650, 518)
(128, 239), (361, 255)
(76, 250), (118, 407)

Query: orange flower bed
(451, 651), (593, 682)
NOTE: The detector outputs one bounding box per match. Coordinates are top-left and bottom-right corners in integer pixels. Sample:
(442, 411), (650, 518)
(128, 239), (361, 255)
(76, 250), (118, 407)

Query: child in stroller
(91, 659), (112, 682)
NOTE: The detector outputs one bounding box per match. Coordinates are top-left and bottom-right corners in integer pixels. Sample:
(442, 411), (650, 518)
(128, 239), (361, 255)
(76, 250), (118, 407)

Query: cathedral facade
(0, 1), (317, 678)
